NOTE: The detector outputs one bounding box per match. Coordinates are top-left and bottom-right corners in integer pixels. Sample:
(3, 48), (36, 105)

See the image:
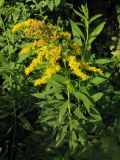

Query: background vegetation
(0, 0), (120, 160)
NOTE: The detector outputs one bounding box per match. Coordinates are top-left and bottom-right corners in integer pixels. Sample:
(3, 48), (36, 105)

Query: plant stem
(67, 82), (71, 115)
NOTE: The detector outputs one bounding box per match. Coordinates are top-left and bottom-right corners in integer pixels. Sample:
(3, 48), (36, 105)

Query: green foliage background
(0, 0), (120, 160)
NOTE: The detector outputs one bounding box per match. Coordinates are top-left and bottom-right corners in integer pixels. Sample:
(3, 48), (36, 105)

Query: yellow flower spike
(34, 76), (48, 86)
(49, 45), (61, 65)
(12, 19), (35, 33)
(34, 64), (61, 86)
(74, 69), (89, 80)
(12, 22), (24, 32)
(60, 31), (71, 39)
(20, 47), (31, 55)
(79, 61), (103, 74)
(67, 56), (89, 80)
(88, 66), (103, 74)
(23, 19), (35, 28)
(24, 53), (45, 75)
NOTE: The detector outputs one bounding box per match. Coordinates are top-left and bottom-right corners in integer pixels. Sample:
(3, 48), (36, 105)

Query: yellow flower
(74, 69), (89, 80)
(79, 61), (103, 74)
(34, 64), (61, 86)
(67, 56), (88, 80)
(24, 53), (45, 75)
(49, 45), (61, 65)
(12, 19), (35, 33)
(12, 22), (24, 32)
(88, 66), (103, 74)
(60, 31), (71, 39)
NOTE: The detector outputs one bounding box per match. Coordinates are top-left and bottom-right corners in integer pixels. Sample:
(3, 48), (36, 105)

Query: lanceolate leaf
(71, 86), (94, 106)
(74, 108), (87, 120)
(95, 58), (114, 64)
(92, 92), (104, 102)
(89, 14), (102, 24)
(73, 8), (86, 21)
(59, 100), (68, 123)
(91, 76), (107, 85)
(32, 87), (61, 99)
(70, 19), (85, 40)
(69, 19), (85, 46)
(48, 0), (54, 11)
(52, 74), (66, 84)
(56, 124), (68, 146)
(88, 22), (105, 44)
(54, 0), (60, 7)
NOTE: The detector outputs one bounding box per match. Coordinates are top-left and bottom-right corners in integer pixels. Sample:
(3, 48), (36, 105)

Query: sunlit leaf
(89, 14), (102, 24)
(92, 92), (104, 102)
(74, 108), (87, 120)
(89, 22), (105, 44)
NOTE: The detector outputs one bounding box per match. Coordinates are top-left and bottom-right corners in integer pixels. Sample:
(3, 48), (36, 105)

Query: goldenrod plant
(0, 1), (120, 160)
(11, 17), (106, 151)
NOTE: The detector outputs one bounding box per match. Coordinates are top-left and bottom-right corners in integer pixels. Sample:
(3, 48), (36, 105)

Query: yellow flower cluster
(34, 65), (60, 86)
(49, 45), (61, 65)
(12, 19), (102, 86)
(12, 19), (35, 33)
(20, 40), (46, 55)
(60, 31), (71, 39)
(79, 61), (103, 74)
(67, 56), (102, 80)
(24, 44), (61, 79)
(24, 50), (46, 75)
(67, 56), (89, 80)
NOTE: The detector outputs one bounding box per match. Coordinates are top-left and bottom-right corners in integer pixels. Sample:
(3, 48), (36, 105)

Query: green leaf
(84, 104), (102, 122)
(92, 92), (104, 102)
(70, 130), (77, 149)
(78, 134), (86, 146)
(48, 0), (54, 11)
(74, 108), (87, 120)
(70, 20), (82, 46)
(78, 92), (94, 106)
(91, 76), (107, 85)
(0, 0), (4, 7)
(32, 87), (61, 99)
(48, 78), (62, 88)
(95, 58), (114, 64)
(116, 5), (120, 14)
(73, 8), (86, 21)
(117, 15), (120, 25)
(17, 54), (28, 63)
(52, 74), (66, 84)
(89, 14), (102, 24)
(54, 0), (60, 7)
(89, 22), (105, 44)
(71, 86), (94, 106)
(89, 115), (102, 122)
(70, 19), (85, 43)
(56, 124), (68, 146)
(59, 100), (68, 123)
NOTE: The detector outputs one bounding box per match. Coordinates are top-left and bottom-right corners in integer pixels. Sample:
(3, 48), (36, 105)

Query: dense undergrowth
(0, 0), (120, 160)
